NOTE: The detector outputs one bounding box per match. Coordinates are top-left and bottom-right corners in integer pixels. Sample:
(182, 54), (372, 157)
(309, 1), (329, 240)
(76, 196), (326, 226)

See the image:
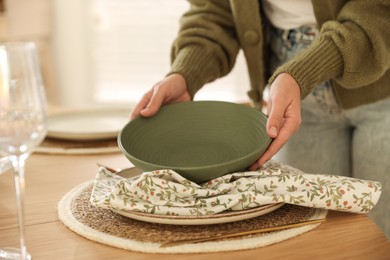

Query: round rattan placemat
(58, 181), (327, 254)
(35, 138), (120, 155)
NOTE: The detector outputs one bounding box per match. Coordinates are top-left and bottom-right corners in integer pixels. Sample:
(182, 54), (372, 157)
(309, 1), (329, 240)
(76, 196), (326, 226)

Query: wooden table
(1, 152), (389, 260)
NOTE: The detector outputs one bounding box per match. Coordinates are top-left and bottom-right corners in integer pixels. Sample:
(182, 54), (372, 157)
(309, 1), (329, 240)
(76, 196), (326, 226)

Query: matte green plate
(118, 101), (271, 183)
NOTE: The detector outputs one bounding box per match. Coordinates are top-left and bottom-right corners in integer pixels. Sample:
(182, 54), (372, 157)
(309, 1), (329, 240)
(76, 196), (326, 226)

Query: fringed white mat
(58, 181), (327, 254)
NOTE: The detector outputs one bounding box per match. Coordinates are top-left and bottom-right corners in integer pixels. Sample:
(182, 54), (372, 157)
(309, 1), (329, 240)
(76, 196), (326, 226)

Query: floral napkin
(90, 161), (382, 216)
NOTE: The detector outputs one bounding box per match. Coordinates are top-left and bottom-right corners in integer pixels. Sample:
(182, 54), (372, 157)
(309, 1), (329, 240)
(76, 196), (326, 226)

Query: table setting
(54, 101), (382, 254)
(58, 159), (381, 253)
(0, 42), (387, 259)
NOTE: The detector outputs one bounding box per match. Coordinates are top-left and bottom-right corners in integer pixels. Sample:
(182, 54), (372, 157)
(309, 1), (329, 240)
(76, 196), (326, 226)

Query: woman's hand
(130, 73), (191, 120)
(250, 73), (302, 170)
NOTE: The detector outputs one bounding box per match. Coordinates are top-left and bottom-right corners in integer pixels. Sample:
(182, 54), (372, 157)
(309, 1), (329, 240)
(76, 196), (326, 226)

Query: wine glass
(0, 42), (48, 260)
(0, 156), (11, 175)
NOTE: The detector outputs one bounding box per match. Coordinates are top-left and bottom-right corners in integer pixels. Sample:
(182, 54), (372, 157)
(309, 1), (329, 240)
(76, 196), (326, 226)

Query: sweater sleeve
(168, 0), (240, 98)
(269, 0), (390, 99)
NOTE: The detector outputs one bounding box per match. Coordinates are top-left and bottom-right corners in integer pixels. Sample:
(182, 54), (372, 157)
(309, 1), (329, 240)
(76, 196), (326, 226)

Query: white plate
(47, 108), (130, 141)
(112, 167), (284, 225)
(112, 203), (284, 225)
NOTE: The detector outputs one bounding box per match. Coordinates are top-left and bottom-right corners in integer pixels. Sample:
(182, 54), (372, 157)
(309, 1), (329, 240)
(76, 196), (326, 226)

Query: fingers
(250, 107), (301, 170)
(130, 74), (190, 120)
(139, 85), (165, 117)
(130, 86), (164, 119)
(254, 117), (299, 168)
(248, 123), (287, 171)
(130, 92), (151, 120)
(266, 97), (285, 138)
(248, 102), (286, 171)
(249, 73), (302, 170)
(265, 74), (298, 139)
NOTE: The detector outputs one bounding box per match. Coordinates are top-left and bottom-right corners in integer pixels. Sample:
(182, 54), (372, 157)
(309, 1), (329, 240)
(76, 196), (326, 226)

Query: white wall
(52, 0), (92, 107)
(51, 0), (250, 108)
(3, 0), (57, 104)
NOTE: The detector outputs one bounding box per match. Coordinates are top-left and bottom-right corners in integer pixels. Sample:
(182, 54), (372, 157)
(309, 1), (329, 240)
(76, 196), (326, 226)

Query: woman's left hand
(249, 73), (302, 170)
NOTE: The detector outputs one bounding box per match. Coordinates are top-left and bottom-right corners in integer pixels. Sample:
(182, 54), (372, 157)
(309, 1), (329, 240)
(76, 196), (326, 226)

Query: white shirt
(262, 0), (317, 29)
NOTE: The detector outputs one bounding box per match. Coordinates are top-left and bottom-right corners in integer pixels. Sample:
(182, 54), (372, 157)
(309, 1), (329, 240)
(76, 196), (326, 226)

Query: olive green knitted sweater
(169, 0), (390, 109)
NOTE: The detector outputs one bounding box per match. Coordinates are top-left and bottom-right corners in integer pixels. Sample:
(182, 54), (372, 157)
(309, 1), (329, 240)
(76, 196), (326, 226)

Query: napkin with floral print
(90, 161), (382, 216)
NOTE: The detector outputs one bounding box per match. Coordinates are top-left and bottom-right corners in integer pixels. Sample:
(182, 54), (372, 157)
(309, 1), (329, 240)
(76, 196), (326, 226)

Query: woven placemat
(58, 181), (327, 254)
(35, 137), (120, 155)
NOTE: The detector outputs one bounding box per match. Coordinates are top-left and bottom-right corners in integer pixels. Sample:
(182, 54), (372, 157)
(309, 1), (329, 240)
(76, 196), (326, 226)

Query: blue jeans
(270, 26), (390, 239)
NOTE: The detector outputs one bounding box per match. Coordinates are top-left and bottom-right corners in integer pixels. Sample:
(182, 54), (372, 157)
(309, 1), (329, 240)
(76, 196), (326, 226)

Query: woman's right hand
(130, 73), (191, 120)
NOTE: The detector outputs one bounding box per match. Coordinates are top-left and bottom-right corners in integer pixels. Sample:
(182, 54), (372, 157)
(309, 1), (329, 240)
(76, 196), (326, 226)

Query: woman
(131, 0), (390, 238)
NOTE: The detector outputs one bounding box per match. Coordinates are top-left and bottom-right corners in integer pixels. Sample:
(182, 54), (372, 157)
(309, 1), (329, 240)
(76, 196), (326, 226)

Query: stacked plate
(110, 167), (284, 225)
(47, 108), (130, 141)
(37, 108), (130, 154)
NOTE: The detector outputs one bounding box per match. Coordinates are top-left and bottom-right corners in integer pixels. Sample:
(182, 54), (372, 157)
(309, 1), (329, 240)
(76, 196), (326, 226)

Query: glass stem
(11, 155), (28, 260)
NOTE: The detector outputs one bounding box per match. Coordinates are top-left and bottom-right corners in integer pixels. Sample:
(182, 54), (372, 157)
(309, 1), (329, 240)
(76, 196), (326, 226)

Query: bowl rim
(117, 101), (272, 172)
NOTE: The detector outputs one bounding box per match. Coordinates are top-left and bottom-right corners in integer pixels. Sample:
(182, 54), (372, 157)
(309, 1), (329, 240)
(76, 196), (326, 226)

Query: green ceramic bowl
(118, 101), (271, 183)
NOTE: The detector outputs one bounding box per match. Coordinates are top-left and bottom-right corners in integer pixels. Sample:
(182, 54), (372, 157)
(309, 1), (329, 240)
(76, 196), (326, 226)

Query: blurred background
(0, 0), (250, 109)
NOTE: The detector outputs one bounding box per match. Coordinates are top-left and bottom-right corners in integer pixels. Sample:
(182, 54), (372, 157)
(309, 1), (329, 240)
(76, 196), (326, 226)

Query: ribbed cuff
(269, 38), (344, 99)
(169, 45), (221, 99)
